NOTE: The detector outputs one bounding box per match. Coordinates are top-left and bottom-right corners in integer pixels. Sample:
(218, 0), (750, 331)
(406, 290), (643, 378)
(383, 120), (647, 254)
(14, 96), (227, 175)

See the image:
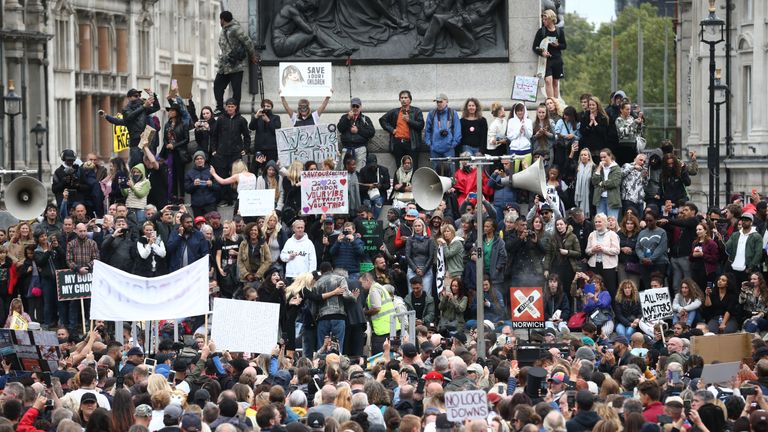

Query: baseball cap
(181, 413), (202, 432)
(420, 341), (434, 352)
(548, 371), (569, 384)
(80, 392), (98, 405)
(307, 412), (325, 430)
(453, 332), (467, 345)
(401, 343), (418, 358)
(540, 203), (552, 212)
(193, 389), (211, 403)
(323, 216), (334, 224)
(134, 404), (152, 418)
(404, 209), (419, 220)
(425, 371), (444, 381)
(611, 335), (629, 346)
(575, 346), (596, 361)
(350, 97), (362, 106)
(194, 216), (206, 224)
(467, 363), (483, 375)
(543, 328), (557, 337)
(433, 93), (448, 102)
(665, 396), (684, 407)
(742, 212), (754, 221)
(126, 347), (144, 357)
(127, 88), (142, 97)
(487, 393), (502, 405)
(164, 404), (183, 422)
(172, 359), (188, 373)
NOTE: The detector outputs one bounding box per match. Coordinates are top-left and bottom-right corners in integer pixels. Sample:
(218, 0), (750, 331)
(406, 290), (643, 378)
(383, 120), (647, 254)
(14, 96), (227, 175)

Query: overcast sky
(566, 0), (617, 26)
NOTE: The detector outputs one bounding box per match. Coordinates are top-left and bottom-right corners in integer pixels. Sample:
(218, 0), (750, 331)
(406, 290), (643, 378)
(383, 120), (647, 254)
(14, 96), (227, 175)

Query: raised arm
(280, 95), (294, 118)
(317, 94), (332, 116)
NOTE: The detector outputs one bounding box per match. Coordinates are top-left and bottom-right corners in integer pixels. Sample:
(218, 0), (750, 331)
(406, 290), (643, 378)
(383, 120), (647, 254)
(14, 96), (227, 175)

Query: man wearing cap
(599, 336), (634, 374)
(338, 97), (375, 169)
(159, 403), (183, 432)
(120, 346), (144, 376)
(313, 216), (339, 264)
(663, 396), (685, 425)
(725, 211), (763, 284)
(101, 88), (161, 167)
(210, 98), (250, 206)
(305, 412), (325, 432)
(184, 151), (219, 217)
(134, 404), (153, 427)
(205, 211), (224, 239)
(180, 413), (202, 432)
(547, 371), (569, 408)
(379, 90), (424, 170)
(425, 93), (461, 172)
(52, 149), (88, 207)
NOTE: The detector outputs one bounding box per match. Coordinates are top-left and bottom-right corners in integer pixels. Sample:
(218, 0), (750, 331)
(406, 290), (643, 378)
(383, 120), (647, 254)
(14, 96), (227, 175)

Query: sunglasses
(351, 104), (360, 108)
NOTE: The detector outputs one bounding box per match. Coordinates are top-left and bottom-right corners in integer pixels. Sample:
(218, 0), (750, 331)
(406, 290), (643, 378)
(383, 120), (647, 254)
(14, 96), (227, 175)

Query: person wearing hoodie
(425, 93), (462, 172)
(725, 212), (763, 282)
(505, 102), (533, 173)
(452, 152), (493, 205)
(591, 149), (621, 220)
(256, 160), (285, 212)
(636, 212), (669, 290)
(565, 390), (600, 432)
(185, 151), (220, 218)
(122, 163), (152, 223)
(280, 219), (317, 281)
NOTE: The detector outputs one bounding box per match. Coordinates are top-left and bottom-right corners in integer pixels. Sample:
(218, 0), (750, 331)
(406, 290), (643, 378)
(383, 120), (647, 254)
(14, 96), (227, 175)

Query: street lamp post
(713, 70), (728, 209)
(700, 0), (725, 208)
(3, 80), (22, 171)
(31, 117), (47, 181)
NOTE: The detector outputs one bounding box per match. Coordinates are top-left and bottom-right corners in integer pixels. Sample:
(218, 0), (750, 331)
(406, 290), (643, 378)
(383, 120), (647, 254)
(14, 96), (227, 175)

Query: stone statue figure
(271, 0), (357, 57)
(314, 0), (412, 46)
(411, 0), (502, 58)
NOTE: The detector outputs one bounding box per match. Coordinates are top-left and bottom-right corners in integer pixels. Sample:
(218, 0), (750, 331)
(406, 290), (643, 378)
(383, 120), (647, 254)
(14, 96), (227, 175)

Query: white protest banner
(90, 256), (209, 321)
(211, 298), (280, 353)
(435, 247), (446, 295)
(511, 76), (539, 102)
(278, 62), (332, 98)
(276, 124), (339, 168)
(300, 170), (349, 215)
(640, 287), (673, 322)
(445, 390), (488, 422)
(238, 189), (276, 216)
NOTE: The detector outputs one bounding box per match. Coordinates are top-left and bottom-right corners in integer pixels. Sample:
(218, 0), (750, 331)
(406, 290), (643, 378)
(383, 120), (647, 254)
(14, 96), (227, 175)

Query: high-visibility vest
(368, 283), (400, 336)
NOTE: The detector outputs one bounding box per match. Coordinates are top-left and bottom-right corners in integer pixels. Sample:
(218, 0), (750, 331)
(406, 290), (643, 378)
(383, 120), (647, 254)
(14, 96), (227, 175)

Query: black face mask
(133, 174), (142, 182)
(462, 165), (472, 173)
(58, 337), (68, 344)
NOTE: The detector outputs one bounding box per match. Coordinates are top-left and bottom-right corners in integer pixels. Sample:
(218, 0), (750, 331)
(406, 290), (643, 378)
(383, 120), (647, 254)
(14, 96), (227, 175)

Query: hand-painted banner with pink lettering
(90, 256), (209, 321)
(300, 170), (349, 215)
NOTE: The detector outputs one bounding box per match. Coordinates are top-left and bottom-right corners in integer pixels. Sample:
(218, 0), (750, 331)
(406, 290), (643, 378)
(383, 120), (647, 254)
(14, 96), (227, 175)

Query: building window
(138, 28), (151, 75)
(743, 0), (753, 22)
(199, 1), (208, 57)
(55, 19), (70, 69)
(56, 99), (70, 150)
(743, 66), (752, 136)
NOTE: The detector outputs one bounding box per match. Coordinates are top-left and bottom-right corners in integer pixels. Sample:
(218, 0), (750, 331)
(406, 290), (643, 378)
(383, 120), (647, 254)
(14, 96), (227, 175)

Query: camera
(343, 229), (352, 235)
(741, 385), (757, 396)
(439, 130), (449, 138)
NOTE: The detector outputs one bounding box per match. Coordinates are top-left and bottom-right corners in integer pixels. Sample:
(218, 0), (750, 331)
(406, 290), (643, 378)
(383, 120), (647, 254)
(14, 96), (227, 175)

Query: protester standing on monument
(210, 99), (249, 207)
(337, 97), (375, 169)
(532, 9), (566, 99)
(249, 99), (281, 163)
(281, 94), (331, 127)
(379, 90), (425, 169)
(425, 93), (461, 173)
(214, 11), (257, 115)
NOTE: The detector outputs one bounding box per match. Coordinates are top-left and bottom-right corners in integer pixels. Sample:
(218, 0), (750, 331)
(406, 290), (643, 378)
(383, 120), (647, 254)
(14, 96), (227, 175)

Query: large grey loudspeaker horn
(5, 176), (47, 220)
(413, 167), (454, 211)
(511, 158), (548, 198)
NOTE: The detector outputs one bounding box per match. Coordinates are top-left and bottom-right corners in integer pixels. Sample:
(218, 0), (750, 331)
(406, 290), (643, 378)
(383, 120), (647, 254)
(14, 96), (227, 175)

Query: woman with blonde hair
(532, 8), (566, 98)
(573, 148), (593, 217)
(545, 97), (563, 123)
(284, 272), (317, 360)
(215, 220), (240, 298)
(282, 160), (304, 217)
(8, 222), (33, 265)
(146, 374), (173, 396)
(486, 102), (508, 156)
(209, 159), (257, 217)
(262, 211), (287, 271)
(334, 386), (352, 411)
(586, 213), (620, 298)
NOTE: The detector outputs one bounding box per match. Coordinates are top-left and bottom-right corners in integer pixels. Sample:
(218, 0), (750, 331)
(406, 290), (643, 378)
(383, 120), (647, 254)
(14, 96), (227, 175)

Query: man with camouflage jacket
(214, 11), (257, 115)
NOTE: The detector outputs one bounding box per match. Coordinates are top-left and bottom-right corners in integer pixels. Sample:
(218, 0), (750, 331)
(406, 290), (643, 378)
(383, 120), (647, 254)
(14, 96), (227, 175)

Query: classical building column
(97, 25), (110, 71)
(79, 23), (93, 70)
(79, 95), (93, 156)
(99, 95), (112, 157)
(116, 26), (128, 74)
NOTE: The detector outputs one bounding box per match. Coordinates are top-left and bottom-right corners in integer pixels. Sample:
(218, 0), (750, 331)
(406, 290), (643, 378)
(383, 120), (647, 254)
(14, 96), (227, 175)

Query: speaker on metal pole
(412, 167), (454, 211)
(511, 158), (548, 198)
(5, 176), (47, 220)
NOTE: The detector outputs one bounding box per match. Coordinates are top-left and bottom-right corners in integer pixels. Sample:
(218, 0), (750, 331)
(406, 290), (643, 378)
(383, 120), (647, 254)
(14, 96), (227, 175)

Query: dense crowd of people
(2, 6), (768, 432)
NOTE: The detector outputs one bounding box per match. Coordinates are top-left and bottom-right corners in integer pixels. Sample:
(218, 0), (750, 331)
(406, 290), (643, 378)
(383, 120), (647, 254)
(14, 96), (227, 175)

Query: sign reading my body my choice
(56, 270), (92, 301)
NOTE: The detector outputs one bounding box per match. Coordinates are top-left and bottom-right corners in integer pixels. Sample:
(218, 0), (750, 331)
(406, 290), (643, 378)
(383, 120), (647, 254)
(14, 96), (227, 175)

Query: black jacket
(379, 106), (425, 150)
(101, 233), (134, 272)
(249, 113), (281, 152)
(666, 215), (702, 258)
(52, 164), (88, 206)
(566, 410), (600, 432)
(162, 119), (190, 161)
(211, 114), (250, 156)
(338, 113), (375, 148)
(194, 119), (215, 155)
(358, 163), (391, 203)
(613, 299), (642, 327)
(121, 96), (161, 139)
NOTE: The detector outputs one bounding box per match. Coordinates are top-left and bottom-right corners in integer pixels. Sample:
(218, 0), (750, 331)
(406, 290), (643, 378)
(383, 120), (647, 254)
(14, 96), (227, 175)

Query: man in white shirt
(60, 366), (111, 411)
(280, 219), (317, 281)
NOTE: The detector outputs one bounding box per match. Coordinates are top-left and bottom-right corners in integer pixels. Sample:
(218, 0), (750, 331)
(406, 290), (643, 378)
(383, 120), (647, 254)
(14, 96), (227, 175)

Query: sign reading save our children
(300, 171), (349, 215)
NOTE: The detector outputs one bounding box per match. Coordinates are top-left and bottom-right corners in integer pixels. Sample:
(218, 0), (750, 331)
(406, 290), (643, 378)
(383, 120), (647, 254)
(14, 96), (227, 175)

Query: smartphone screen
(511, 360), (518, 369)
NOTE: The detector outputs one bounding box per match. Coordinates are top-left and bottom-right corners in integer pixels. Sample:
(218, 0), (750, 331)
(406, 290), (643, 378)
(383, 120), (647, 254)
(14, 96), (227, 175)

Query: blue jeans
(615, 323), (637, 339)
(407, 268), (433, 294)
(597, 197), (620, 219)
(431, 150), (454, 174)
(672, 310), (697, 326)
(461, 145), (479, 155)
(317, 319), (346, 354)
(131, 209), (146, 224)
(744, 317), (768, 333)
(363, 196), (385, 220)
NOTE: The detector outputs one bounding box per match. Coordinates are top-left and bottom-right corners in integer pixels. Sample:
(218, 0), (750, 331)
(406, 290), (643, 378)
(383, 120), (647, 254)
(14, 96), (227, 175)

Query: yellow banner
(113, 113), (129, 153)
(9, 312), (28, 330)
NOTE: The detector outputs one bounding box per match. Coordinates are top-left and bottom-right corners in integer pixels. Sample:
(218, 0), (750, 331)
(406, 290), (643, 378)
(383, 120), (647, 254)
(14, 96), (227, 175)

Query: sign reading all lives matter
(640, 287), (673, 322)
(276, 124), (339, 168)
(510, 287), (545, 329)
(301, 170), (349, 215)
(445, 390), (488, 422)
(56, 270), (92, 301)
(278, 62), (332, 98)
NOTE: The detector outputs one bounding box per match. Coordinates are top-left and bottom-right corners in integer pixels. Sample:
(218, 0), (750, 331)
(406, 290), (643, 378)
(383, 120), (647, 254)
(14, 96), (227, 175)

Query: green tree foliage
(560, 4), (676, 144)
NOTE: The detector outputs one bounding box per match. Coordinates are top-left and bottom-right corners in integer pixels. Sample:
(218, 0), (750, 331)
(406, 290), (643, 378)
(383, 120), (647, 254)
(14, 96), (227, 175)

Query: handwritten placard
(278, 62), (333, 98)
(238, 189), (276, 216)
(300, 170), (349, 215)
(445, 390), (489, 422)
(511, 76), (539, 102)
(358, 219), (383, 255)
(113, 114), (129, 153)
(211, 298), (280, 353)
(276, 124), (339, 168)
(640, 287), (673, 322)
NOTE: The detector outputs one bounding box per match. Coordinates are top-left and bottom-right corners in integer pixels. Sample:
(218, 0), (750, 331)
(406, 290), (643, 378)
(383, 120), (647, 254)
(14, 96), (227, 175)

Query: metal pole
(637, 16), (644, 109)
(707, 43), (716, 209)
(611, 21), (618, 92)
(663, 24), (669, 134)
(724, 0), (733, 202)
(475, 164), (485, 358)
(9, 115), (15, 171)
(715, 102), (721, 208)
(36, 144), (42, 181)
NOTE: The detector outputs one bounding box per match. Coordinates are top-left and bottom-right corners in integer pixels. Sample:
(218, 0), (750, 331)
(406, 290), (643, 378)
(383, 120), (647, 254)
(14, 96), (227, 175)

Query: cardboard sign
(211, 298), (280, 353)
(276, 124), (339, 168)
(56, 270), (92, 301)
(510, 287), (545, 328)
(278, 62), (333, 98)
(700, 361), (741, 385)
(171, 64), (195, 99)
(511, 76), (539, 102)
(640, 287), (673, 322)
(300, 170), (349, 215)
(238, 189), (276, 216)
(113, 114), (129, 153)
(691, 333), (752, 364)
(358, 219), (383, 255)
(445, 390), (489, 422)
